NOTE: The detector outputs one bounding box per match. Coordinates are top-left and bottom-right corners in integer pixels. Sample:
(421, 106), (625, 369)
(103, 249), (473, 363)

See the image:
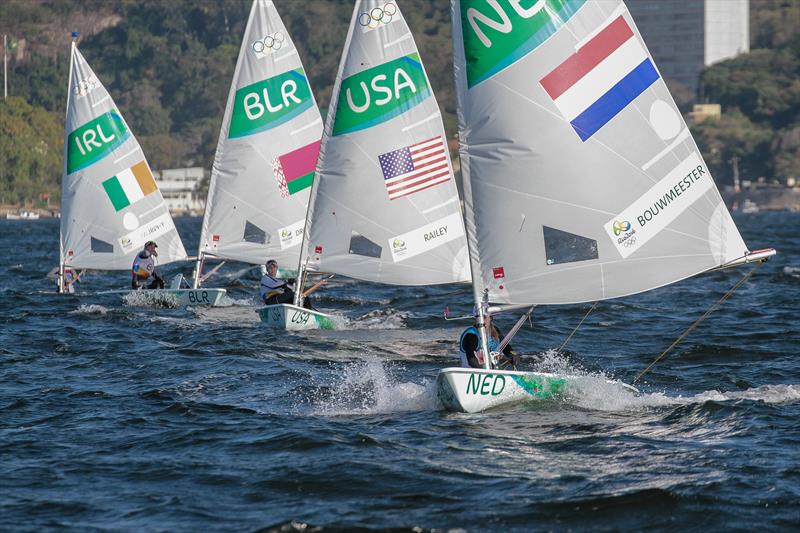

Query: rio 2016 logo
(281, 229), (291, 238)
(612, 220), (631, 236)
(392, 239), (405, 249)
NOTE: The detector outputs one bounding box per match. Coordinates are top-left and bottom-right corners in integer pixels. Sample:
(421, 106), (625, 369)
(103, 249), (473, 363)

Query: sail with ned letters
(453, 0), (749, 305)
(60, 42), (186, 270)
(197, 0), (324, 267)
(300, 0), (470, 285)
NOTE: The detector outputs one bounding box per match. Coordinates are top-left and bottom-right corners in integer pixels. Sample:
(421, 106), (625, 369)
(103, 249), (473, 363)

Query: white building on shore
(154, 167), (207, 215)
(626, 0), (749, 95)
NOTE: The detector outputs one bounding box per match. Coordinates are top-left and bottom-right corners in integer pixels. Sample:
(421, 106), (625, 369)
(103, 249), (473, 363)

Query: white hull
(258, 304), (337, 331)
(99, 288), (228, 307)
(436, 367), (636, 413)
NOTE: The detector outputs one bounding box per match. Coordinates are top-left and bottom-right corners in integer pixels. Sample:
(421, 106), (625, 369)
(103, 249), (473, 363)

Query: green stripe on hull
(511, 374), (567, 399)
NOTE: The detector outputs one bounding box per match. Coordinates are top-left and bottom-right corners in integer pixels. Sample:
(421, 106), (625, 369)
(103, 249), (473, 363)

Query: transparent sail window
(543, 226), (598, 266)
(348, 232), (382, 259)
(90, 236), (114, 254)
(243, 221), (268, 245)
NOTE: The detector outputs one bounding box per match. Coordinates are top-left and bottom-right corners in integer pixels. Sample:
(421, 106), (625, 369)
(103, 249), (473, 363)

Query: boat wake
(305, 359), (436, 415)
(348, 308), (408, 329)
(69, 304), (111, 316)
(122, 291), (179, 308)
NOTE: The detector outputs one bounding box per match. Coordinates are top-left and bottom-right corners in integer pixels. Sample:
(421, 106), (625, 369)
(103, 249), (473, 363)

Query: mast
(292, 159), (321, 307)
(59, 38), (77, 294)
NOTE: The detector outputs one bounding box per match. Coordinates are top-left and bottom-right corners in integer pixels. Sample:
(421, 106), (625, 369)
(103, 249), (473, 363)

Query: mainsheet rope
(633, 264), (761, 385)
(557, 301), (598, 353)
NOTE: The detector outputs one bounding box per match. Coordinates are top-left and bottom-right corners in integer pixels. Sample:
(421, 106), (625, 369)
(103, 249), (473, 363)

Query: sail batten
(197, 0), (323, 267)
(453, 0), (748, 306)
(301, 0), (470, 286)
(60, 44), (186, 270)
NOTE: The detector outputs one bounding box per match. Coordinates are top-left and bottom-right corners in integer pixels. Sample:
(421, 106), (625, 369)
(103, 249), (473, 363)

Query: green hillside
(0, 0), (798, 205)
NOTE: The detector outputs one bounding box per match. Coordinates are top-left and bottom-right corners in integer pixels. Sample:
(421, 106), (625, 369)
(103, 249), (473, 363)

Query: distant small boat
(741, 199), (760, 214)
(6, 210), (40, 220)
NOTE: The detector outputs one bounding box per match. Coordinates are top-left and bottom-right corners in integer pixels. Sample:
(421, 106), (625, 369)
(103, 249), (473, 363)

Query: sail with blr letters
(194, 0), (324, 287)
(295, 0), (470, 296)
(436, 0), (775, 412)
(59, 41), (186, 284)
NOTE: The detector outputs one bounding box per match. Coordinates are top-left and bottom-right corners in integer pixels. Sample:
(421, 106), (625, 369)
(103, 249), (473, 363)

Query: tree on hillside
(0, 97), (62, 204)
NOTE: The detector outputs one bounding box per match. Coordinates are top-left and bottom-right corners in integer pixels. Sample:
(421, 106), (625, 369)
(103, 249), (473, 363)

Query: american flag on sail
(378, 136), (451, 200)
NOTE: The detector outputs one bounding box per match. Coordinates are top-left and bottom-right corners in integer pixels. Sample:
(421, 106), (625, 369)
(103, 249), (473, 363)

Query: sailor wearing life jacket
(459, 313), (517, 369)
(259, 259), (316, 309)
(131, 241), (165, 289)
(259, 259), (296, 305)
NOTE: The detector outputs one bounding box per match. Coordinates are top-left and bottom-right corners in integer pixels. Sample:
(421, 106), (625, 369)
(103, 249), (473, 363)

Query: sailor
(459, 312), (518, 369)
(258, 259), (314, 309)
(131, 241), (165, 289)
(56, 267), (80, 293)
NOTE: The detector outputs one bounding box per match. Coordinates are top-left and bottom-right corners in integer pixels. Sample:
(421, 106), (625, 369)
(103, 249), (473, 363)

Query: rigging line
(558, 301), (598, 353)
(632, 264), (760, 385)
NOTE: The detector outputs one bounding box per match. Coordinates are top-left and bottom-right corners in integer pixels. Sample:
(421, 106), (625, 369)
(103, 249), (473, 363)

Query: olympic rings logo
(358, 2), (397, 30)
(252, 31), (285, 57)
(74, 76), (99, 96)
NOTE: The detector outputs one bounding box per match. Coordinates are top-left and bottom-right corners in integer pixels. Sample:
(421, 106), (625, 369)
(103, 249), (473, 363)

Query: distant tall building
(626, 0), (749, 95)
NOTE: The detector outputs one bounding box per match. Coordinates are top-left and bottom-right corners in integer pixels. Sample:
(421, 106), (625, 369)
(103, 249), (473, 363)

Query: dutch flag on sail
(540, 15), (659, 142)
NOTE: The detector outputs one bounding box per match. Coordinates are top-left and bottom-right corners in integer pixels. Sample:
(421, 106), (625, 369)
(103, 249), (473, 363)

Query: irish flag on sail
(101, 160), (158, 211)
(271, 140), (320, 198)
(540, 15), (659, 142)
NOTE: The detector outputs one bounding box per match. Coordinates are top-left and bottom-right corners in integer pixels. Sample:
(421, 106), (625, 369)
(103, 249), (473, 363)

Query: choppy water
(1, 213), (798, 531)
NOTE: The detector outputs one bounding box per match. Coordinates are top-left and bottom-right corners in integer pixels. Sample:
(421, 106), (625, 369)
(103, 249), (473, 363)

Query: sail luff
(196, 0), (259, 269)
(59, 40), (76, 289)
(451, 1), (485, 314)
(299, 0), (362, 282)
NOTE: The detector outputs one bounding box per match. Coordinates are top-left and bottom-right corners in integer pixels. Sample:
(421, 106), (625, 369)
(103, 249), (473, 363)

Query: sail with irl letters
(197, 0), (323, 271)
(454, 0), (758, 307)
(299, 0), (470, 286)
(60, 42), (186, 272)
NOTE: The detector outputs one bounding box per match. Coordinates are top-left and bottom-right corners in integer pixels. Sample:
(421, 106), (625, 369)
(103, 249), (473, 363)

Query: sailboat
(436, 0), (776, 413)
(260, 0), (471, 330)
(193, 0), (324, 301)
(58, 39), (226, 306)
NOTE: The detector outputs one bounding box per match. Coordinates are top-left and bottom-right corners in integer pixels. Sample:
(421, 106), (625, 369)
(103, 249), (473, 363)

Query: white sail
(60, 43), (186, 270)
(197, 0), (323, 266)
(301, 0), (470, 285)
(453, 0), (749, 306)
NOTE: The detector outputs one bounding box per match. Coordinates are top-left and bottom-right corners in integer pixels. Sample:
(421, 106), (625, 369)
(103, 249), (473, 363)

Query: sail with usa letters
(57, 41), (225, 306)
(436, 0), (775, 413)
(194, 0), (323, 286)
(297, 0), (470, 289)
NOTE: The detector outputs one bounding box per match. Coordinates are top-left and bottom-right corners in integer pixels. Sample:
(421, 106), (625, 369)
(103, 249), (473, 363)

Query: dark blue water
(1, 213), (798, 531)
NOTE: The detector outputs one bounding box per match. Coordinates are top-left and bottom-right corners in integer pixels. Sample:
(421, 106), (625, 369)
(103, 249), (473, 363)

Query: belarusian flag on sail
(271, 140), (320, 198)
(101, 160), (158, 211)
(539, 15), (659, 142)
